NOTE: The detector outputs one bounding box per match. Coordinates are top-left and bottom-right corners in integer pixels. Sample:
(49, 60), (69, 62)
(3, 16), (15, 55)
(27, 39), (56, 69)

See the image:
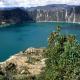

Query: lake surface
(0, 22), (80, 61)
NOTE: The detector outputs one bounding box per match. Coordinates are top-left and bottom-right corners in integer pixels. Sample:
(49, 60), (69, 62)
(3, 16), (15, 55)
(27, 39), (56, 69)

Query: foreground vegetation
(0, 26), (80, 80)
(43, 26), (80, 80)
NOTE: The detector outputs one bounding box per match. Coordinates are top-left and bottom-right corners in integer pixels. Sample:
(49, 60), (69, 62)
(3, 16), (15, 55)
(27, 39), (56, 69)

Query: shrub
(44, 26), (80, 80)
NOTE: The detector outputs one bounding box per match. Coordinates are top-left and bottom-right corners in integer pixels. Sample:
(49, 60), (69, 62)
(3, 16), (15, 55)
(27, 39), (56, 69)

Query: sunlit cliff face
(0, 0), (80, 8)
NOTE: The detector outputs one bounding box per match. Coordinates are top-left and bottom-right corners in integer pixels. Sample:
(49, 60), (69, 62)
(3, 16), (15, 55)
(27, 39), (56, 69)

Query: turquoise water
(0, 22), (80, 61)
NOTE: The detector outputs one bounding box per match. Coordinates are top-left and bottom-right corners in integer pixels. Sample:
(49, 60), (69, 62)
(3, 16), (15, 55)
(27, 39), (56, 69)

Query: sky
(0, 0), (80, 7)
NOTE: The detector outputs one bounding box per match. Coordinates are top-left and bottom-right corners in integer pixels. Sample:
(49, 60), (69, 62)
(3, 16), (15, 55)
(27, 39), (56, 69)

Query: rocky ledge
(0, 47), (46, 80)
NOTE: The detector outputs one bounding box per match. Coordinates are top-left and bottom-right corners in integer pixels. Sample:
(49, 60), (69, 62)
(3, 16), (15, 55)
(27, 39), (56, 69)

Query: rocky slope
(0, 8), (35, 25)
(0, 48), (46, 80)
(27, 5), (80, 23)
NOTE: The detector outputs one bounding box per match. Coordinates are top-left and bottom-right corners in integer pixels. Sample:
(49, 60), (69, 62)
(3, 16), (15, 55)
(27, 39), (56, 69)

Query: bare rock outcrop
(0, 47), (46, 80)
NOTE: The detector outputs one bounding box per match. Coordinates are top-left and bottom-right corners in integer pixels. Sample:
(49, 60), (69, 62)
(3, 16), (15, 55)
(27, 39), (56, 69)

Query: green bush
(44, 26), (80, 80)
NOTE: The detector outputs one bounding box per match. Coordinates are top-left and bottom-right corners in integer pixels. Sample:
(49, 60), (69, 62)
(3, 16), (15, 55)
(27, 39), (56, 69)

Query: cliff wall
(0, 5), (80, 25)
(28, 6), (80, 23)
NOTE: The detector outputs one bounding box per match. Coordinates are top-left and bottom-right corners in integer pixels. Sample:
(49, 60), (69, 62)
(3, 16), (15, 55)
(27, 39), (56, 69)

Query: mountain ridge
(0, 4), (80, 26)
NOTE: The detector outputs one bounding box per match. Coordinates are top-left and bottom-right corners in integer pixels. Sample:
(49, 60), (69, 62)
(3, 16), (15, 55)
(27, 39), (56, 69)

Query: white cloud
(66, 0), (80, 5)
(0, 0), (80, 7)
(0, 1), (5, 7)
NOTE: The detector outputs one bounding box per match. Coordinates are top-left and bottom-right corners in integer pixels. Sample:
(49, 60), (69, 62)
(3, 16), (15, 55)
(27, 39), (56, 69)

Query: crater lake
(0, 22), (80, 61)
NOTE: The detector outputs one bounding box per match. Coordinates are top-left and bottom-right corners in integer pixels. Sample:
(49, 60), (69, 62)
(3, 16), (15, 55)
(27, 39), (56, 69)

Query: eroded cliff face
(0, 48), (46, 80)
(28, 6), (80, 23)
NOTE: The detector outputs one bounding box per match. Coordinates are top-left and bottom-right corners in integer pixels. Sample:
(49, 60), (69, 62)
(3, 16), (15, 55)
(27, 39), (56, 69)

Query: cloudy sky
(0, 0), (80, 7)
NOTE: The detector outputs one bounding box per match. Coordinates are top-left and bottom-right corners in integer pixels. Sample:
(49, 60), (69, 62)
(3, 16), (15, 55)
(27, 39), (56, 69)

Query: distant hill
(0, 8), (35, 25)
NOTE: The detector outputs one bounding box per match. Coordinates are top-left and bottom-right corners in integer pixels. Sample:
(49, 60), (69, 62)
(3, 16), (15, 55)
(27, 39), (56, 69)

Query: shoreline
(36, 21), (80, 24)
(0, 21), (80, 28)
(0, 47), (45, 63)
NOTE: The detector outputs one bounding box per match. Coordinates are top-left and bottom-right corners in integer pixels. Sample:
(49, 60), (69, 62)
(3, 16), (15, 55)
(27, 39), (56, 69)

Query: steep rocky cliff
(27, 5), (80, 23)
